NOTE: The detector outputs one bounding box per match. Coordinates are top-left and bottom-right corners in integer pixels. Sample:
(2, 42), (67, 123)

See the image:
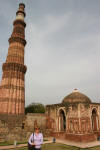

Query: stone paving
(0, 137), (100, 149)
(56, 138), (100, 148)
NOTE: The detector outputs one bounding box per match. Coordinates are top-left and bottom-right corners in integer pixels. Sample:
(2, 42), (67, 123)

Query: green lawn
(6, 143), (100, 150)
(0, 141), (27, 146)
(0, 139), (48, 146)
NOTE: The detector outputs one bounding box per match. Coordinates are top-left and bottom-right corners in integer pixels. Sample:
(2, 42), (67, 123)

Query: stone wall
(25, 113), (46, 129)
(0, 114), (25, 141)
(24, 113), (47, 137)
(0, 113), (51, 142)
(0, 103), (100, 142)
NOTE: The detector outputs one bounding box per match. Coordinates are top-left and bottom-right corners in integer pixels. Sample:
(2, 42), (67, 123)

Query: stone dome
(62, 89), (91, 103)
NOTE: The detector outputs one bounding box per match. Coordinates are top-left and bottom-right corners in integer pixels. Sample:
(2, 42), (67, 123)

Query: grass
(0, 141), (27, 146)
(3, 143), (100, 150)
(0, 139), (48, 146)
(0, 141), (13, 146)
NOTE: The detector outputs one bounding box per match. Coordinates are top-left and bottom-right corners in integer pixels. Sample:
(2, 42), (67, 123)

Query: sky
(0, 0), (100, 106)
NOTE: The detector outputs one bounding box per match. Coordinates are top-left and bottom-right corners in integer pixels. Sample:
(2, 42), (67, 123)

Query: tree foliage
(25, 103), (45, 114)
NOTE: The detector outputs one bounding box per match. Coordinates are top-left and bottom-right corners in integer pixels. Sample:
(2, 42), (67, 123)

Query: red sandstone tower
(0, 3), (27, 115)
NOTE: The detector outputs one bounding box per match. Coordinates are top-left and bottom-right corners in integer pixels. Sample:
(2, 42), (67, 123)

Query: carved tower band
(0, 3), (27, 115)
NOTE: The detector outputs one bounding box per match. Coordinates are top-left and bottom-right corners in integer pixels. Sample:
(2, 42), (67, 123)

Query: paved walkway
(56, 138), (100, 148)
(0, 141), (52, 150)
(0, 137), (100, 149)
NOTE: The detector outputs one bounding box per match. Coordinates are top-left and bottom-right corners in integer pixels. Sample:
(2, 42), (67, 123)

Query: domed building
(46, 89), (100, 142)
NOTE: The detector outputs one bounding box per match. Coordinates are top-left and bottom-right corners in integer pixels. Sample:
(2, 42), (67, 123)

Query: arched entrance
(92, 108), (97, 131)
(59, 109), (66, 131)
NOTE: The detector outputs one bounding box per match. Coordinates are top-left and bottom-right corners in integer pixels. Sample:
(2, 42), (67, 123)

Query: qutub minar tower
(0, 3), (27, 115)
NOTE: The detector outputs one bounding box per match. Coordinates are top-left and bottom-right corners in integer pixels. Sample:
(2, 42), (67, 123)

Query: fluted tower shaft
(0, 3), (27, 115)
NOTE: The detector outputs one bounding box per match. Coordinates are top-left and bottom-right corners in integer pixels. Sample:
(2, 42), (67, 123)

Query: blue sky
(0, 0), (100, 105)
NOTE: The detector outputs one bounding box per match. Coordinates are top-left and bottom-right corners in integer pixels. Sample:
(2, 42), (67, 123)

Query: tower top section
(16, 3), (26, 21)
(19, 3), (25, 8)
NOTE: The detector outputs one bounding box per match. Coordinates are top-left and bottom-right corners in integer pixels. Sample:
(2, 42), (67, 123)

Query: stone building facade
(46, 89), (100, 142)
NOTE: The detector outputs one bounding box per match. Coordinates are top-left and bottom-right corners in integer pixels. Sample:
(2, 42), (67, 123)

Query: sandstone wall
(0, 113), (50, 142)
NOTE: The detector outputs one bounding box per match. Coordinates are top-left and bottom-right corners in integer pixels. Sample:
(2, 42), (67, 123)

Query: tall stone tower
(0, 3), (27, 115)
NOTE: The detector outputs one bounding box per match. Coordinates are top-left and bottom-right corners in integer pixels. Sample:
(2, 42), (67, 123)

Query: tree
(25, 102), (45, 114)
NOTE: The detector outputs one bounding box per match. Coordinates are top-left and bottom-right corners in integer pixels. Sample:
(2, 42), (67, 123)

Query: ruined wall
(0, 113), (49, 142)
(0, 114), (26, 141)
(24, 113), (47, 136)
(46, 105), (60, 132)
(0, 103), (100, 142)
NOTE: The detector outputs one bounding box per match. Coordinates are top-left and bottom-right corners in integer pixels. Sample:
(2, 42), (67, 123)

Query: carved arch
(91, 108), (98, 131)
(58, 107), (66, 131)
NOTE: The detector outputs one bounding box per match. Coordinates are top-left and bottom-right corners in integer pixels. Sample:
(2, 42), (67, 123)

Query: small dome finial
(19, 3), (25, 8)
(16, 3), (26, 21)
(73, 88), (78, 93)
